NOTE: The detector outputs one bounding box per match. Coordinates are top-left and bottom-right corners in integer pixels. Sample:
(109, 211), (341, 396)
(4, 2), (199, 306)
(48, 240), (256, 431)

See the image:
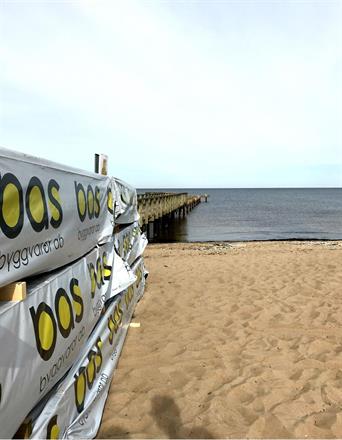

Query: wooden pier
(138, 192), (207, 240)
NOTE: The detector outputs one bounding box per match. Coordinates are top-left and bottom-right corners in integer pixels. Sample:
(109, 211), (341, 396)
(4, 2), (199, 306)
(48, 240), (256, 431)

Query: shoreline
(150, 238), (342, 244)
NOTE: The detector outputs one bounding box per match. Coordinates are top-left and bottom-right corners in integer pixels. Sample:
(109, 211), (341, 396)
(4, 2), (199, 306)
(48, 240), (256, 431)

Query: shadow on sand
(151, 395), (213, 439)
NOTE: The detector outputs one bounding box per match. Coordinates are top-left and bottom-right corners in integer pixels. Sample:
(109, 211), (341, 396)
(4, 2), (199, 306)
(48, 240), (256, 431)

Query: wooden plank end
(0, 282), (27, 301)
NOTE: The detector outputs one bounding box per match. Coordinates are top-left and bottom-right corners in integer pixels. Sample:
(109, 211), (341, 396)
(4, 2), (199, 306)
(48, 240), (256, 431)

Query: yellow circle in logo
(114, 307), (120, 322)
(90, 268), (96, 295)
(76, 373), (86, 406)
(107, 190), (113, 210)
(2, 183), (20, 227)
(78, 190), (86, 217)
(38, 311), (55, 351)
(88, 189), (94, 214)
(58, 296), (71, 330)
(96, 262), (102, 285)
(87, 357), (95, 382)
(29, 186), (45, 223)
(50, 423), (60, 440)
(95, 340), (103, 369)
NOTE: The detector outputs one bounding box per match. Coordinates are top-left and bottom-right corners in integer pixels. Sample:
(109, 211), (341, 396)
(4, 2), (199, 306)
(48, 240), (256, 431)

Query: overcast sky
(0, 0), (341, 188)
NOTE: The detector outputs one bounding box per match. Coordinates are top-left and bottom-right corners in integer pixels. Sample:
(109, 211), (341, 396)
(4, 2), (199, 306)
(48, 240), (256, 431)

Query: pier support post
(148, 221), (154, 240)
(155, 218), (162, 238)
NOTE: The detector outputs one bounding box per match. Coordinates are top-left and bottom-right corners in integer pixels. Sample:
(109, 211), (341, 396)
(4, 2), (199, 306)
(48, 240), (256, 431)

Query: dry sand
(98, 241), (342, 439)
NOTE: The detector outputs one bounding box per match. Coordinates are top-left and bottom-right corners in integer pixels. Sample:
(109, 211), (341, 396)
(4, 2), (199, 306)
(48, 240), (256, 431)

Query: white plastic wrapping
(113, 178), (139, 224)
(0, 241), (136, 439)
(115, 222), (148, 266)
(0, 147), (148, 439)
(0, 147), (115, 287)
(13, 258), (146, 439)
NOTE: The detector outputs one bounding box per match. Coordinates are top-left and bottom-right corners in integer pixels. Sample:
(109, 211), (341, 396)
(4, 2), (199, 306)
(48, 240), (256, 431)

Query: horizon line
(137, 186), (342, 190)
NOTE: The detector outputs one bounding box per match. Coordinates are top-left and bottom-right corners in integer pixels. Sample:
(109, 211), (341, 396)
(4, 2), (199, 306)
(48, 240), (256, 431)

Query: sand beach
(98, 241), (342, 439)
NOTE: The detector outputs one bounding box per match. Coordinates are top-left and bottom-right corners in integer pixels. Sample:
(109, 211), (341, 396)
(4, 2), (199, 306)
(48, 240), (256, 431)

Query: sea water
(138, 188), (342, 242)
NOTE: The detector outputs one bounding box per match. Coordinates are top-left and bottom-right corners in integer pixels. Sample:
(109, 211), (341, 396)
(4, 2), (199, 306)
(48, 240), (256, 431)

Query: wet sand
(98, 241), (342, 438)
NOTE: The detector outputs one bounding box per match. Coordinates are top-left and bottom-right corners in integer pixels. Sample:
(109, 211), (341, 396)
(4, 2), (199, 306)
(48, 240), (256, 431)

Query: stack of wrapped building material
(0, 148), (147, 438)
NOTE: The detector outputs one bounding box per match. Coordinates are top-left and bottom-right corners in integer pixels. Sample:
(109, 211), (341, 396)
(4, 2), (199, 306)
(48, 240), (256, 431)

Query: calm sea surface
(138, 188), (342, 242)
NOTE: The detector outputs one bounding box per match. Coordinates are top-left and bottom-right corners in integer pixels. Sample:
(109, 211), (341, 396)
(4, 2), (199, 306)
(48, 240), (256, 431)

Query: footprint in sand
(247, 413), (292, 438)
(289, 369), (303, 381)
(230, 304), (239, 312)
